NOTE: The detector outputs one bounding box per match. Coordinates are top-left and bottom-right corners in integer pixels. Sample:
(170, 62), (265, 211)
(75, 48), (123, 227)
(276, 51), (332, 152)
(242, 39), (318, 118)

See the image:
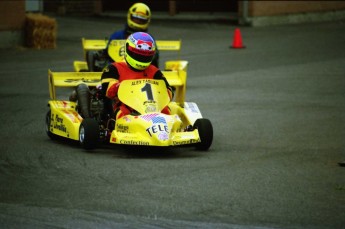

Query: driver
(101, 32), (173, 120)
(91, 3), (159, 70)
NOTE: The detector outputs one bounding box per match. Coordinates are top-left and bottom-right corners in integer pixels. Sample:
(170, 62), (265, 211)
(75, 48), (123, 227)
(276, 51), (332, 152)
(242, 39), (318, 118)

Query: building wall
(102, 0), (237, 13)
(249, 1), (345, 17)
(41, 1), (345, 19)
(0, 0), (26, 30)
(44, 0), (102, 15)
(0, 0), (26, 48)
(242, 1), (345, 26)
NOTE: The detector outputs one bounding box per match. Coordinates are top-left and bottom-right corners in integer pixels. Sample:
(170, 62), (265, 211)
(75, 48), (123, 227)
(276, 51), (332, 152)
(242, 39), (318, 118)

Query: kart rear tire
(79, 118), (99, 150)
(193, 118), (213, 151)
(86, 51), (95, 72)
(45, 110), (57, 140)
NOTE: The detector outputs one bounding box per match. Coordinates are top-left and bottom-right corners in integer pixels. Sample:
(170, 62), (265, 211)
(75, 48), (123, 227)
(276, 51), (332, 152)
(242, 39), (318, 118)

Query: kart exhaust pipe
(76, 83), (91, 118)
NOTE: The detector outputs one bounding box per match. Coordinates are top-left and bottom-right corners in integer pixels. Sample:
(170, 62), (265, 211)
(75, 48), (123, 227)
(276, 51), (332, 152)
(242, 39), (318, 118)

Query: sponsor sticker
(143, 114), (169, 140)
(186, 102), (200, 113)
(53, 114), (67, 133)
(116, 124), (129, 133)
(119, 140), (149, 145)
(172, 139), (199, 145)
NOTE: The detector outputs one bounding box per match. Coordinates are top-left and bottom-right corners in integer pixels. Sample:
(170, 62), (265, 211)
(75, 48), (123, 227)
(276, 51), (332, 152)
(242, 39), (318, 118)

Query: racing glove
(106, 81), (120, 99)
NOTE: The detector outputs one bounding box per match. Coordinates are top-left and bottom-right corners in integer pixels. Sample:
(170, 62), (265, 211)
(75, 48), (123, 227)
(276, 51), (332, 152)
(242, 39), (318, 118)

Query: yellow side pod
(47, 100), (81, 140)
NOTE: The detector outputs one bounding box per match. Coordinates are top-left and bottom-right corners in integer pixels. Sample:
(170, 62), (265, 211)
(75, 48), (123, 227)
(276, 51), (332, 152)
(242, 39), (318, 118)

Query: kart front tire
(45, 110), (57, 140)
(193, 118), (213, 151)
(79, 118), (99, 150)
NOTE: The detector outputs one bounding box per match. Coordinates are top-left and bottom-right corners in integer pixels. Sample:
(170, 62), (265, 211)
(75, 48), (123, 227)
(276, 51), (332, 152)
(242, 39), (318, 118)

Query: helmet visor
(131, 14), (149, 25)
(127, 44), (155, 63)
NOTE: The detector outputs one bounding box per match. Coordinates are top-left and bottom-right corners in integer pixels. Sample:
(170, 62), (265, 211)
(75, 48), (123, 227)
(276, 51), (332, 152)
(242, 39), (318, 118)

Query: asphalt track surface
(0, 15), (345, 229)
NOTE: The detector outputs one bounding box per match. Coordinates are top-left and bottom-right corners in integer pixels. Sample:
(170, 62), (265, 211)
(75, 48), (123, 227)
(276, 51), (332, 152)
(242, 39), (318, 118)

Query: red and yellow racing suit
(101, 62), (173, 119)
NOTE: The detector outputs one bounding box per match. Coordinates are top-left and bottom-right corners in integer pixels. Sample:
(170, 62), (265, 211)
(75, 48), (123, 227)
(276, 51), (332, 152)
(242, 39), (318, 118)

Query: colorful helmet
(127, 3), (151, 31)
(125, 32), (156, 71)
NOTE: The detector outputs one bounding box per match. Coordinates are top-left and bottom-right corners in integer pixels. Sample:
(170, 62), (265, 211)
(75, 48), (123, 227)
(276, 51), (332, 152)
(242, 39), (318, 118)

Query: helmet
(127, 3), (151, 31)
(125, 32), (156, 71)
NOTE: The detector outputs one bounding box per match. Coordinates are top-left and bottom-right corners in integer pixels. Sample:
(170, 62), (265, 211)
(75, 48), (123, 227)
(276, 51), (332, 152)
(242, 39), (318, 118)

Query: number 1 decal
(141, 83), (154, 100)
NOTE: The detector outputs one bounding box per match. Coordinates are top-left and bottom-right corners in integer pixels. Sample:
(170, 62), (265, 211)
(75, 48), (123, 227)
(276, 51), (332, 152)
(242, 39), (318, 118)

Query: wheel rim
(79, 126), (85, 143)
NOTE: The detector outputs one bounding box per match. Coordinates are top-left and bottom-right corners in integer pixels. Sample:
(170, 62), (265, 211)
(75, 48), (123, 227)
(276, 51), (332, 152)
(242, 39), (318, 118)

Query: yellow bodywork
(109, 112), (200, 146)
(110, 79), (201, 146)
(47, 100), (82, 140)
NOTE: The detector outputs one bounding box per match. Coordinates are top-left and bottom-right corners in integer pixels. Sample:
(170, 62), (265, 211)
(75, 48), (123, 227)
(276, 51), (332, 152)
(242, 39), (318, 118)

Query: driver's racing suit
(101, 62), (173, 119)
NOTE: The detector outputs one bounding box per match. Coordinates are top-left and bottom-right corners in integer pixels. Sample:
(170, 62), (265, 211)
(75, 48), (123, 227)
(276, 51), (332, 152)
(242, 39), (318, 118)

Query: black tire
(79, 118), (99, 150)
(193, 118), (213, 151)
(76, 83), (91, 118)
(45, 110), (57, 140)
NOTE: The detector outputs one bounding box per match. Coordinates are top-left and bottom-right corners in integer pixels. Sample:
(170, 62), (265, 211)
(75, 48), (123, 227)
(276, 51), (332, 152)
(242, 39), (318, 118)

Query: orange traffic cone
(230, 28), (245, 49)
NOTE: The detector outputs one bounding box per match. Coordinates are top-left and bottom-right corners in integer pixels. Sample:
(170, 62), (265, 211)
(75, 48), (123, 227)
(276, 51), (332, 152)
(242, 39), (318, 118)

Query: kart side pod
(46, 100), (82, 140)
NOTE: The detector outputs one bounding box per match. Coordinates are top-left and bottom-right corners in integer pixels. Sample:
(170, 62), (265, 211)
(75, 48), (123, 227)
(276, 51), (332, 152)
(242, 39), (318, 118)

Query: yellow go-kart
(46, 65), (213, 151)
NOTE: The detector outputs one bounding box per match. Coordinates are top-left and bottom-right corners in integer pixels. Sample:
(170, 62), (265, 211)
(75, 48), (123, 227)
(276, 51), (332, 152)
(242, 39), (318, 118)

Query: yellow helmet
(125, 32), (156, 71)
(127, 3), (151, 31)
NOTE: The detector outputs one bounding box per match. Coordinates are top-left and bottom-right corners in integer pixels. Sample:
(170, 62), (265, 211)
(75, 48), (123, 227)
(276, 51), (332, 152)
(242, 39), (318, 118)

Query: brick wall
(248, 1), (345, 17)
(0, 0), (26, 31)
(64, 0), (94, 15)
(0, 0), (25, 48)
(44, 0), (101, 15)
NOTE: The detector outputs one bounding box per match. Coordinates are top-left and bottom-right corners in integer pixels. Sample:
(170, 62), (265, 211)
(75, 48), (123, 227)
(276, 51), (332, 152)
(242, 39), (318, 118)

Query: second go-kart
(46, 63), (213, 151)
(73, 38), (184, 72)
